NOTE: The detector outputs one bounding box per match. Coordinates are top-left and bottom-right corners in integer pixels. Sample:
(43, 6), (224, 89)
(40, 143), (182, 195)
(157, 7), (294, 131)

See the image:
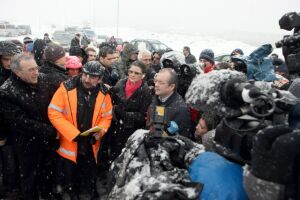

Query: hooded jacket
(115, 44), (138, 79)
(246, 44), (277, 82)
(40, 61), (68, 95)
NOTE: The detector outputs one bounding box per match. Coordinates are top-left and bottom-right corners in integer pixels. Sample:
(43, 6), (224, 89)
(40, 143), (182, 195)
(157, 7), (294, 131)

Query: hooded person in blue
(246, 44), (277, 82)
(189, 152), (248, 200)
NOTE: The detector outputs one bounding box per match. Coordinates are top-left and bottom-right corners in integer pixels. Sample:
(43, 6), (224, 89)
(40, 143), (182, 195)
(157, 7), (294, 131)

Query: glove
(251, 125), (300, 184)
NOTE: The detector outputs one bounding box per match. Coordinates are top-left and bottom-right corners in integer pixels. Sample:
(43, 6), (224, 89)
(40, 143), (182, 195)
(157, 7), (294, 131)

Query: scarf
(125, 79), (143, 99)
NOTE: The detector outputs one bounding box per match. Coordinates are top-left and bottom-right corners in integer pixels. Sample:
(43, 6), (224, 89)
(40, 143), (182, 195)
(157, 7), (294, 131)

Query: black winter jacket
(40, 61), (68, 95)
(0, 73), (57, 149)
(112, 79), (152, 129)
(148, 92), (192, 138)
(0, 65), (11, 86)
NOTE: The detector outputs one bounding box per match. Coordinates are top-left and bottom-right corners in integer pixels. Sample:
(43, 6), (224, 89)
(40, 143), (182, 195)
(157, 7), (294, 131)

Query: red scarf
(125, 79), (143, 99)
(204, 65), (214, 73)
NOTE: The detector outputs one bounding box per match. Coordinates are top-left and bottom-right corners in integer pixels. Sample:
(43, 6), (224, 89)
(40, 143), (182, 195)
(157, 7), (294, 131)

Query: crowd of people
(0, 22), (299, 200)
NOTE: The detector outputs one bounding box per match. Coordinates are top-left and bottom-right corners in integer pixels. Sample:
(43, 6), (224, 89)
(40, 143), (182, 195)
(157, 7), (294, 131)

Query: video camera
(275, 12), (300, 74)
(214, 78), (299, 164)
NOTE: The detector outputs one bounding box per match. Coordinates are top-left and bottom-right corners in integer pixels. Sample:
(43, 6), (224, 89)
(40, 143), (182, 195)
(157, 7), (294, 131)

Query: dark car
(52, 31), (73, 52)
(130, 39), (171, 53)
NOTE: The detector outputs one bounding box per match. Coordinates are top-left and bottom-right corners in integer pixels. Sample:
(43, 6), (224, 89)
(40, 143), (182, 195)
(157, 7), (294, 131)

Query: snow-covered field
(0, 26), (283, 58)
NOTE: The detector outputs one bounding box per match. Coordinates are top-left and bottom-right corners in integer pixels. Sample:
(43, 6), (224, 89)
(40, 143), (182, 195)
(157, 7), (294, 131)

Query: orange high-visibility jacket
(48, 82), (112, 163)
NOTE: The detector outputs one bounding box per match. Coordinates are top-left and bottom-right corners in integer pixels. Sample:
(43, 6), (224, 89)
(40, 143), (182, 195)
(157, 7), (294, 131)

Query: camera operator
(160, 50), (200, 98)
(275, 12), (300, 80)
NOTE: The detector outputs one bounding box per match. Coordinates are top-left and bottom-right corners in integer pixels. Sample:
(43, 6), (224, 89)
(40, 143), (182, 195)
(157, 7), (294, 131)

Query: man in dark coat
(0, 40), (21, 198)
(138, 49), (156, 83)
(148, 68), (191, 138)
(0, 53), (59, 199)
(0, 41), (21, 85)
(32, 39), (47, 66)
(40, 42), (68, 95)
(99, 46), (120, 88)
(183, 46), (197, 64)
(70, 33), (81, 49)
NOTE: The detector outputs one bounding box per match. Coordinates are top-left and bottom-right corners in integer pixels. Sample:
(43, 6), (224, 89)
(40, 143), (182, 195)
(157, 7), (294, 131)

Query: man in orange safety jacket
(48, 61), (112, 199)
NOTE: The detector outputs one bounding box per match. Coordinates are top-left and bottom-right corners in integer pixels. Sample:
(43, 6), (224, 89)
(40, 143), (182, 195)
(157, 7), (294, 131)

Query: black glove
(251, 125), (300, 184)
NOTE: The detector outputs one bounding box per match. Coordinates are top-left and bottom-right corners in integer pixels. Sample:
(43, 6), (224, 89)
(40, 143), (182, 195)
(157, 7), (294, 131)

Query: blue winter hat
(199, 49), (215, 64)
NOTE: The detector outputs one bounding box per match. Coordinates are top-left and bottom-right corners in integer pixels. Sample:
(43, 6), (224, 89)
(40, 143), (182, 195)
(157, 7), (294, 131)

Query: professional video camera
(213, 78), (299, 164)
(275, 12), (300, 74)
(160, 51), (199, 97)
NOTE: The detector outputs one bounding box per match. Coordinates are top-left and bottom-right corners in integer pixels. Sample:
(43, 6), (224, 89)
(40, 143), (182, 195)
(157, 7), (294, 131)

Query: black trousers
(16, 144), (56, 200)
(57, 153), (97, 199)
(0, 145), (19, 192)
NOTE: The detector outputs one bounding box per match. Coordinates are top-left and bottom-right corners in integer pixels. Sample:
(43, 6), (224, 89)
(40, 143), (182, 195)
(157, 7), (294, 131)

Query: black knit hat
(44, 43), (65, 62)
(0, 41), (20, 56)
(199, 49), (215, 64)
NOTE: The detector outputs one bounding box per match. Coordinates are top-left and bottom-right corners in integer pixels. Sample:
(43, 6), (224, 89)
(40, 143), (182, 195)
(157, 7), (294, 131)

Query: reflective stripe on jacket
(48, 83), (113, 163)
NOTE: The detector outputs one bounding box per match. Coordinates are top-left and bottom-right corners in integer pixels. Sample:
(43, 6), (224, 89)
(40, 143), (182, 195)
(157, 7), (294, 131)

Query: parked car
(0, 23), (19, 37)
(65, 26), (80, 36)
(95, 35), (109, 47)
(17, 25), (32, 35)
(52, 31), (73, 52)
(81, 29), (96, 41)
(130, 39), (171, 53)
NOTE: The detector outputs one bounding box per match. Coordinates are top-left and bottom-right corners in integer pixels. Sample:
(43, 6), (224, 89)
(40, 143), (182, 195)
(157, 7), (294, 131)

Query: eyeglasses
(128, 70), (142, 75)
(153, 79), (168, 85)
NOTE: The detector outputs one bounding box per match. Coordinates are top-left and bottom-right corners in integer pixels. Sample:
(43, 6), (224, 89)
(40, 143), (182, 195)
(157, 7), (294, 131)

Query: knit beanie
(44, 43), (65, 62)
(199, 49), (215, 64)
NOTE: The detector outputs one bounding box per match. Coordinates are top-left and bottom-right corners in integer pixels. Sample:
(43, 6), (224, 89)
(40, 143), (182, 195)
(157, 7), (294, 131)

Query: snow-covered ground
(0, 26), (283, 58)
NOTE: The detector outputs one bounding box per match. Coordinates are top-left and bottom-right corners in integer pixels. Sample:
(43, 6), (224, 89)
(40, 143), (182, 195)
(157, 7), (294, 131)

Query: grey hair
(10, 53), (35, 72)
(138, 49), (152, 61)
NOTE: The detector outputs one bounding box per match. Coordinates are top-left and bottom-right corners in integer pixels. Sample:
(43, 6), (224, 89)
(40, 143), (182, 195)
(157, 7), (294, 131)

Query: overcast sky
(1, 0), (300, 35)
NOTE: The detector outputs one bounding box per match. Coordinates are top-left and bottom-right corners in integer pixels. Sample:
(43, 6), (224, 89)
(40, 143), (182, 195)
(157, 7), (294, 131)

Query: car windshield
(6, 25), (15, 29)
(152, 42), (168, 51)
(53, 33), (72, 44)
(84, 30), (96, 37)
